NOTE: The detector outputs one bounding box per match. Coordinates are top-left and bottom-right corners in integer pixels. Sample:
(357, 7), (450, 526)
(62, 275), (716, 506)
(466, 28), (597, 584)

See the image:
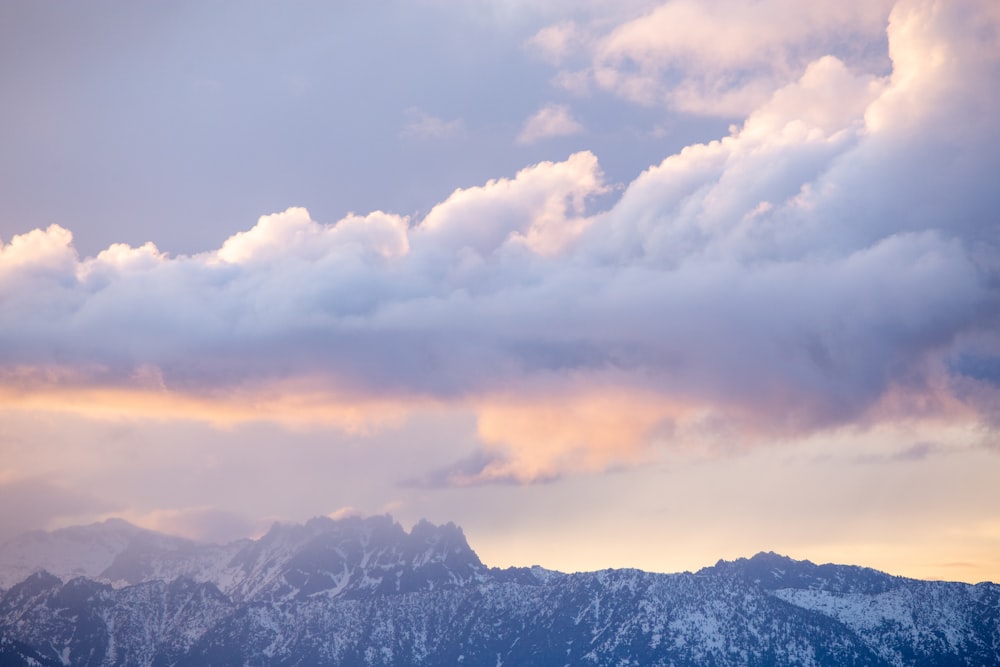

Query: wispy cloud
(516, 103), (585, 144)
(123, 506), (266, 544)
(400, 107), (466, 140)
(853, 441), (948, 465)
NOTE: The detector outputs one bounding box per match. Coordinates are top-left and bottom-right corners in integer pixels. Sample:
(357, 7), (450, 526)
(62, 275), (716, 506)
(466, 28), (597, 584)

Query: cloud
(400, 107), (466, 140)
(126, 506), (265, 544)
(853, 441), (947, 465)
(407, 385), (689, 485)
(470, 387), (686, 482)
(401, 449), (515, 488)
(516, 104), (585, 144)
(531, 0), (895, 116)
(327, 506), (364, 521)
(0, 224), (78, 275)
(216, 207), (411, 264)
(0, 377), (422, 433)
(0, 0), (997, 484)
(524, 22), (588, 66)
(416, 149), (606, 256)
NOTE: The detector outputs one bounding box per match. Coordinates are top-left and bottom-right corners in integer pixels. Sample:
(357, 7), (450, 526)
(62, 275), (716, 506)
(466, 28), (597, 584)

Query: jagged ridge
(0, 516), (996, 666)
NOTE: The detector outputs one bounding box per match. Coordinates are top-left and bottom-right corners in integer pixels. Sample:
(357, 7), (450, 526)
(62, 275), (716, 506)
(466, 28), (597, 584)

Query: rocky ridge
(0, 516), (996, 666)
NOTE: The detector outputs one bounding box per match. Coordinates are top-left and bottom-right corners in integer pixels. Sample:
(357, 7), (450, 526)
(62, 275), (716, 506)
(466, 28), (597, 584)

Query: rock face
(0, 517), (997, 666)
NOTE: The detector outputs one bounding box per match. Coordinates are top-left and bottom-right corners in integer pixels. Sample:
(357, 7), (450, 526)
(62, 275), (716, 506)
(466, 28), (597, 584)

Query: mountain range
(0, 516), (996, 666)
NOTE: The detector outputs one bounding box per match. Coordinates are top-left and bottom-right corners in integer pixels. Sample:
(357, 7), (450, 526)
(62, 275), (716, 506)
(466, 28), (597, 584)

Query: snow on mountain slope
(773, 580), (1000, 666)
(0, 515), (486, 603)
(98, 536), (249, 591)
(697, 550), (901, 594)
(0, 518), (997, 666)
(220, 515), (486, 602)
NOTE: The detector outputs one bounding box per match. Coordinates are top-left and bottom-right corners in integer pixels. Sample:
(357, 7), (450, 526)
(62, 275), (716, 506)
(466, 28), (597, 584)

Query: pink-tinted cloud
(0, 0), (997, 487)
(125, 506), (266, 544)
(516, 104), (585, 144)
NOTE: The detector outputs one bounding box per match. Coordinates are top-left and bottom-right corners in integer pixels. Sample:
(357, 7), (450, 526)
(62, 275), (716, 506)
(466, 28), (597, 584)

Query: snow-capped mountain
(0, 516), (996, 666)
(217, 515), (486, 602)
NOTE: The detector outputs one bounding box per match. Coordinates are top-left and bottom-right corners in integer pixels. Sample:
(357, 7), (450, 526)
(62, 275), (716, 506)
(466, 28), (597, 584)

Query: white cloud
(516, 103), (585, 144)
(416, 150), (606, 256)
(217, 207), (410, 265)
(585, 55), (886, 267)
(0, 224), (77, 277)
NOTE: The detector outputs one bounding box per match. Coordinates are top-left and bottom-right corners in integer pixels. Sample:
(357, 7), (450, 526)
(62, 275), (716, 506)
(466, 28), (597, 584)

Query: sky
(1, 0), (998, 583)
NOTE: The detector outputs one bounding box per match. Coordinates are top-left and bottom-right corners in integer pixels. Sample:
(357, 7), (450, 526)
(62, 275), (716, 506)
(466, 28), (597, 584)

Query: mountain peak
(700, 551), (900, 594)
(218, 514), (484, 601)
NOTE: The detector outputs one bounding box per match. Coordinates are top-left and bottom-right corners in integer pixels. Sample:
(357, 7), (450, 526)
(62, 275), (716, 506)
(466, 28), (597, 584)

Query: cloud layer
(1, 0), (998, 487)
